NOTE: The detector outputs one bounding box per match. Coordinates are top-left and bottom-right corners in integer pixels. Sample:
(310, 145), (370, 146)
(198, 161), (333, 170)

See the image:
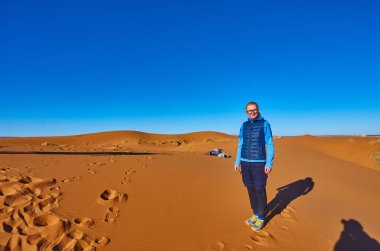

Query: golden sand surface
(0, 131), (379, 250)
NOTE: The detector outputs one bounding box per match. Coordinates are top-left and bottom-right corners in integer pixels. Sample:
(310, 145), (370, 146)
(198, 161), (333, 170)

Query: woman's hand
(265, 167), (272, 174)
(234, 165), (240, 172)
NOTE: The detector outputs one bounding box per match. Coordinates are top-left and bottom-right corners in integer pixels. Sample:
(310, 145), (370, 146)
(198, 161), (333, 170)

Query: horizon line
(1, 130), (379, 138)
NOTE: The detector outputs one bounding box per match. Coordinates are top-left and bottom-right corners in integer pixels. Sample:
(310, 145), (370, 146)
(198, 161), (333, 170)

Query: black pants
(241, 161), (267, 189)
(241, 161), (268, 220)
(247, 186), (267, 220)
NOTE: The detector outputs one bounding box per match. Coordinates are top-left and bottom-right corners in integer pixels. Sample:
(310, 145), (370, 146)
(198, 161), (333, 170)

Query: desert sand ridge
(0, 131), (378, 170)
(0, 130), (235, 146)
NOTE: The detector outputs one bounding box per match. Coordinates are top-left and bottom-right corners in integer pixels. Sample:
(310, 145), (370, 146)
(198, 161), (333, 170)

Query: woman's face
(246, 104), (259, 119)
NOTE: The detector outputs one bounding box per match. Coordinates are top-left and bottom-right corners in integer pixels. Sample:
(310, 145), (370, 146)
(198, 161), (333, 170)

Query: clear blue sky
(1, 0), (379, 136)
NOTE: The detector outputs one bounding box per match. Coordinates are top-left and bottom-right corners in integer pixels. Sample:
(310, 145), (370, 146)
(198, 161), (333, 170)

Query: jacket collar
(248, 114), (264, 122)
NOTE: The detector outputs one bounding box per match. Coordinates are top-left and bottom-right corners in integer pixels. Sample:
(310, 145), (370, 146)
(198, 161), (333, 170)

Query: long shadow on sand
(0, 151), (166, 156)
(334, 219), (380, 251)
(265, 177), (314, 224)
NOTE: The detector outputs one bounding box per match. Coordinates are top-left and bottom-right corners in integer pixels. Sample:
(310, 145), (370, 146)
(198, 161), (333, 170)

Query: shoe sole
(245, 220), (256, 226)
(251, 221), (264, 232)
(251, 227), (262, 232)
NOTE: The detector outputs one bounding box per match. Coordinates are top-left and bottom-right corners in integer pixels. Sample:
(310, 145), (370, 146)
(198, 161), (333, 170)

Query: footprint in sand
(249, 230), (277, 247)
(4, 193), (33, 207)
(0, 170), (111, 250)
(280, 206), (298, 222)
(205, 241), (228, 251)
(33, 213), (62, 226)
(35, 217), (71, 243)
(213, 241), (226, 250)
(121, 176), (131, 185)
(3, 210), (24, 234)
(281, 226), (290, 231)
(56, 230), (82, 250)
(137, 159), (148, 168)
(4, 235), (24, 251)
(97, 189), (127, 223)
(18, 175), (32, 184)
(88, 168), (96, 175)
(56, 229), (101, 251)
(95, 236), (110, 246)
(244, 244), (254, 250)
(0, 206), (14, 218)
(27, 177), (57, 190)
(121, 169), (136, 184)
(49, 186), (62, 198)
(76, 239), (97, 251)
(105, 206), (119, 223)
(61, 176), (80, 183)
(0, 183), (21, 196)
(3, 167), (20, 172)
(97, 189), (128, 205)
(37, 195), (59, 212)
(125, 169), (136, 175)
(73, 217), (96, 229)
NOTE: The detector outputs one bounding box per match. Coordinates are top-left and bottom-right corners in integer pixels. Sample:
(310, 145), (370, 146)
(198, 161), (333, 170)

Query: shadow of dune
(265, 177), (314, 224)
(0, 151), (165, 156)
(334, 219), (380, 251)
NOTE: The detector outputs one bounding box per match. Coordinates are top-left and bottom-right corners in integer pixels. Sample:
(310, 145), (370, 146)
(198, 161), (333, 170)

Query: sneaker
(251, 219), (264, 231)
(245, 214), (258, 226)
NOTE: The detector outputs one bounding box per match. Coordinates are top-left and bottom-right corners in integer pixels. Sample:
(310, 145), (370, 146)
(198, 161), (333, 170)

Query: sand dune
(0, 130), (235, 149)
(0, 131), (379, 250)
(278, 135), (380, 170)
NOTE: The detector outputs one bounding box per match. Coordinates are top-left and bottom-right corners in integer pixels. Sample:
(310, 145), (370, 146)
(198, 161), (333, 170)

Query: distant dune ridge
(0, 131), (378, 170)
(0, 131), (379, 250)
(0, 130), (235, 147)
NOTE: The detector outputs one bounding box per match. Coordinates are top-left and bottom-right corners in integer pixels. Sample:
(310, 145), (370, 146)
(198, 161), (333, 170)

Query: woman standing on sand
(234, 101), (274, 231)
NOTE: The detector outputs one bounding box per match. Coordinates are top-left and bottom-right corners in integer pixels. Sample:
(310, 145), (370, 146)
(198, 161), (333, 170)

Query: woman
(234, 101), (274, 231)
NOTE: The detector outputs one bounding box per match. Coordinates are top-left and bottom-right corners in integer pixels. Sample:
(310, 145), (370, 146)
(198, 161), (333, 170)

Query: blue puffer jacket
(235, 115), (275, 168)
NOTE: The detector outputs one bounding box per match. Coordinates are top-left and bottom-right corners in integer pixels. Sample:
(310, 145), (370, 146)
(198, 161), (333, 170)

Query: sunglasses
(246, 109), (258, 114)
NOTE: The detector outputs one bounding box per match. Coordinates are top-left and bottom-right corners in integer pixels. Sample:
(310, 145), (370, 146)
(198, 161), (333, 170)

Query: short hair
(245, 101), (259, 111)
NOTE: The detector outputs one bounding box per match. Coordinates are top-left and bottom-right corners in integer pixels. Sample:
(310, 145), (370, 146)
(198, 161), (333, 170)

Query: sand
(0, 131), (379, 250)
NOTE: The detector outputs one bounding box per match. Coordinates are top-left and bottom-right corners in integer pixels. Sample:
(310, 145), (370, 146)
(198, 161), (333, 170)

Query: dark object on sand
(207, 148), (231, 158)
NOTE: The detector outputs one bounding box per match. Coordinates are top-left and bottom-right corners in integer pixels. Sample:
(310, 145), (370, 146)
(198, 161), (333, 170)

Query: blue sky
(1, 0), (379, 136)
